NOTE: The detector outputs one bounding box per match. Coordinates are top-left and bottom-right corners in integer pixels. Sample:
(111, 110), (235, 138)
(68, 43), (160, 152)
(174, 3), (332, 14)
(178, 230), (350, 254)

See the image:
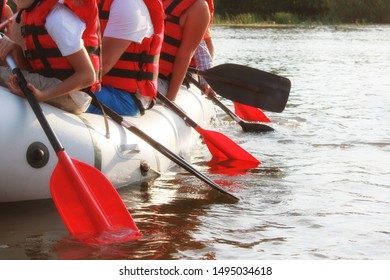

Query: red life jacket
(0, 0), (8, 31)
(98, 0), (164, 99)
(20, 0), (100, 92)
(0, 0), (5, 18)
(159, 0), (197, 80)
(205, 0), (214, 18)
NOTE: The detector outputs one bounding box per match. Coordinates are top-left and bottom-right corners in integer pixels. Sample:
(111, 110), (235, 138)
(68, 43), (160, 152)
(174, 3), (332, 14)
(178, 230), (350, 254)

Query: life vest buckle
(20, 25), (27, 37)
(24, 50), (33, 61)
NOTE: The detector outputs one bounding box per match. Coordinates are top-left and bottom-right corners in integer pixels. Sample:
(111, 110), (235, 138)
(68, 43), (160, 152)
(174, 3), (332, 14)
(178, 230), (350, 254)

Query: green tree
(326, 0), (390, 23)
(213, 0), (390, 23)
(214, 0), (326, 17)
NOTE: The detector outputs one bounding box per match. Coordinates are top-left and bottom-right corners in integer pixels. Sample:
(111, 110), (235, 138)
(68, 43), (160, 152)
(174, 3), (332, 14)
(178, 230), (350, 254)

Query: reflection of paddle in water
(0, 200), (67, 260)
(52, 181), (219, 260)
(207, 158), (260, 176)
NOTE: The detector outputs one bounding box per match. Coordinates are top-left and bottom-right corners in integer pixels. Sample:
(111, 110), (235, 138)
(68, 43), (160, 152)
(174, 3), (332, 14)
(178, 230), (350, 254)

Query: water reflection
(1, 180), (224, 260)
(0, 200), (66, 259)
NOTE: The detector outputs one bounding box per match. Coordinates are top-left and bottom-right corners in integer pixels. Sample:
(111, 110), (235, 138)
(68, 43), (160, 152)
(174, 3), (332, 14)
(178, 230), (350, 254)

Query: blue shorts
(86, 86), (141, 117)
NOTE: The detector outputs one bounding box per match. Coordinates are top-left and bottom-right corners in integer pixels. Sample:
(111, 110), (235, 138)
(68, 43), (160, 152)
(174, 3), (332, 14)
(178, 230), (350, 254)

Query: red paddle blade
(196, 126), (260, 165)
(234, 102), (271, 122)
(50, 151), (142, 245)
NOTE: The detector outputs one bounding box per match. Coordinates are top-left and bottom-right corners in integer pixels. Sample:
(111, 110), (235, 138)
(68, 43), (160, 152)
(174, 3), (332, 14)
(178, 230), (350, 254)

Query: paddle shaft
(157, 92), (198, 128)
(6, 57), (63, 153)
(186, 75), (236, 121)
(90, 97), (239, 201)
(187, 74), (248, 123)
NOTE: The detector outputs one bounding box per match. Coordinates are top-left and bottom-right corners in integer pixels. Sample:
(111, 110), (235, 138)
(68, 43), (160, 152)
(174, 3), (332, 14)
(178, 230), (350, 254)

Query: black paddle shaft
(6, 58), (64, 153)
(89, 97), (240, 201)
(157, 92), (199, 128)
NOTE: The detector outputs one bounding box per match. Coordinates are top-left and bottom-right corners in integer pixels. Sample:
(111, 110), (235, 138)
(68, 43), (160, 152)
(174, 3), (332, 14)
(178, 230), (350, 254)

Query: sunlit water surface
(1, 25), (389, 260)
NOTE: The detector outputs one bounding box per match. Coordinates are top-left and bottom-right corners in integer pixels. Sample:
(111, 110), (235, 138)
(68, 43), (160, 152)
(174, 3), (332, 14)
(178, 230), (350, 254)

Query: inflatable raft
(0, 85), (215, 203)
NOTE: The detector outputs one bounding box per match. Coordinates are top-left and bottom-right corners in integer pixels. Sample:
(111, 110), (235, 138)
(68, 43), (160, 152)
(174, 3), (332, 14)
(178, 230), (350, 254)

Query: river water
(1, 25), (389, 260)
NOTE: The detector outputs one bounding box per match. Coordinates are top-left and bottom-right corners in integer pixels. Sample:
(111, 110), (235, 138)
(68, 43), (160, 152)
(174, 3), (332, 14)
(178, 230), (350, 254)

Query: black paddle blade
(193, 64), (291, 113)
(238, 121), (275, 133)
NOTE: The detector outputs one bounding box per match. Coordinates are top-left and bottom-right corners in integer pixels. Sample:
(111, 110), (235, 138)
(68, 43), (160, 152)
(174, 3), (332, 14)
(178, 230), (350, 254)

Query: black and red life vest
(206, 0), (214, 17)
(98, 0), (164, 99)
(0, 0), (9, 31)
(159, 0), (198, 80)
(19, 0), (100, 92)
(0, 0), (6, 19)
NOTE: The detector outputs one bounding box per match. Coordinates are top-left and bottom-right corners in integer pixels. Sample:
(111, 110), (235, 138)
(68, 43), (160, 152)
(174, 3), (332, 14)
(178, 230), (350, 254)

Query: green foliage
(214, 0), (326, 18)
(213, 0), (390, 23)
(272, 12), (301, 24)
(213, 13), (265, 24)
(325, 0), (390, 23)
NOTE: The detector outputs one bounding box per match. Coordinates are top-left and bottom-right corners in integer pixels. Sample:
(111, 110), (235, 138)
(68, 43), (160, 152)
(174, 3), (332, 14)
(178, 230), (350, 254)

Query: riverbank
(213, 23), (304, 29)
(212, 1), (390, 24)
(213, 10), (390, 27)
(212, 21), (390, 29)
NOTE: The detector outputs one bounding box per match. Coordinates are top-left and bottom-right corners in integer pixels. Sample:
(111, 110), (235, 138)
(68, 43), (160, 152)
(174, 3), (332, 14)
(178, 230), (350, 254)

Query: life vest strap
(21, 24), (46, 37)
(25, 48), (62, 60)
(37, 68), (74, 79)
(163, 34), (180, 47)
(159, 52), (175, 64)
(120, 52), (159, 64)
(107, 68), (157, 81)
(165, 15), (179, 24)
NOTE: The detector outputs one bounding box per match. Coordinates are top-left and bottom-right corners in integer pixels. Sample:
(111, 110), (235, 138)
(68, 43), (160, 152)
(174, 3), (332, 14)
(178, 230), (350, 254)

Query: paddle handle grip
(6, 55), (64, 153)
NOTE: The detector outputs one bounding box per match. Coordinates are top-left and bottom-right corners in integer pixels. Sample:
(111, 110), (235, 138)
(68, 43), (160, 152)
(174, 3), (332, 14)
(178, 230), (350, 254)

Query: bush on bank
(213, 0), (390, 24)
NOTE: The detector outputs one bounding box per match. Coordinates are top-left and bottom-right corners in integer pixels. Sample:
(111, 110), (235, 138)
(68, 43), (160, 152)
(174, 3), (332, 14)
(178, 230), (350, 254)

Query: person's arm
(2, 4), (13, 18)
(203, 28), (215, 58)
(166, 0), (210, 101)
(101, 0), (152, 76)
(8, 4), (96, 101)
(8, 47), (96, 101)
(100, 36), (130, 76)
(1, 4), (14, 31)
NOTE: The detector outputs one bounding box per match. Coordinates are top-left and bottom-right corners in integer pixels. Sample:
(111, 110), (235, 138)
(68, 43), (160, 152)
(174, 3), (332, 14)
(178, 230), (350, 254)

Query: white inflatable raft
(0, 85), (214, 203)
